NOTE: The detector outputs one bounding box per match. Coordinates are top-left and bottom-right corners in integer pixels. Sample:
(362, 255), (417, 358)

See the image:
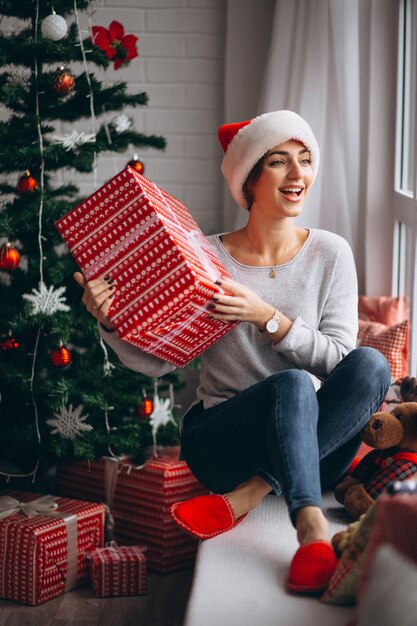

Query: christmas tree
(0, 0), (181, 483)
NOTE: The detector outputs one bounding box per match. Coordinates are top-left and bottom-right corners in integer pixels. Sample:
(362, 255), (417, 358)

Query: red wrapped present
(57, 447), (208, 573)
(55, 166), (237, 367)
(0, 490), (105, 605)
(87, 543), (147, 597)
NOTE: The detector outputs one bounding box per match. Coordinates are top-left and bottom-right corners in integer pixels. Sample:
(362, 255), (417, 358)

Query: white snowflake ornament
(112, 114), (133, 134)
(149, 395), (176, 438)
(52, 130), (96, 151)
(47, 404), (92, 440)
(22, 281), (70, 316)
(149, 382), (177, 455)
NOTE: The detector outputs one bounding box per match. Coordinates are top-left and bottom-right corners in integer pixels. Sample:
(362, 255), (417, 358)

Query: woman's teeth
(281, 187), (303, 196)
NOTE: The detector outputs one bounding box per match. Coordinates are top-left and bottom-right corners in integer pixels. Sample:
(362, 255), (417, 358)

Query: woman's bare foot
(295, 506), (330, 545)
(224, 475), (272, 520)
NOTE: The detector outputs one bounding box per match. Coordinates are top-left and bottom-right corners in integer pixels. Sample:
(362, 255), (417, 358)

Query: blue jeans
(180, 347), (391, 524)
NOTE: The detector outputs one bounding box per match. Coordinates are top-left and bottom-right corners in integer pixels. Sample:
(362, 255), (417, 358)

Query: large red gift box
(57, 447), (208, 573)
(87, 544), (147, 597)
(0, 490), (105, 605)
(55, 166), (236, 367)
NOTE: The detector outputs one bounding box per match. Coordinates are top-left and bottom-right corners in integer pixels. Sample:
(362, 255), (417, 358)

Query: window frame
(393, 0), (417, 375)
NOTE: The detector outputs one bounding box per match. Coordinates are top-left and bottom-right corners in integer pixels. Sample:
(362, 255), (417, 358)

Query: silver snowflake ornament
(47, 404), (92, 441)
(22, 281), (70, 316)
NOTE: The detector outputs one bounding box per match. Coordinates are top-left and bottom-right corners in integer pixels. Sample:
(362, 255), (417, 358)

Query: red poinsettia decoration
(91, 20), (138, 70)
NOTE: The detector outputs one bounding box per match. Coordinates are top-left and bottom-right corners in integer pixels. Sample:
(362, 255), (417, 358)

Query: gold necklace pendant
(244, 229), (300, 280)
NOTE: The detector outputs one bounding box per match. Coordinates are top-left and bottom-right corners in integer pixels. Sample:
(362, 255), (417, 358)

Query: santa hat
(218, 110), (320, 209)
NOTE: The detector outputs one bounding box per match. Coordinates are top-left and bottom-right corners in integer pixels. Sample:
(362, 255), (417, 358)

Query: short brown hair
(242, 155), (266, 211)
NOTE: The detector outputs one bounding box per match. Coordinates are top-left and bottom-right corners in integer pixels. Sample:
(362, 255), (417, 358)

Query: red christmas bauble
(17, 170), (39, 194)
(138, 398), (153, 418)
(50, 345), (72, 368)
(0, 337), (20, 351)
(52, 66), (75, 96)
(127, 158), (144, 174)
(0, 243), (20, 270)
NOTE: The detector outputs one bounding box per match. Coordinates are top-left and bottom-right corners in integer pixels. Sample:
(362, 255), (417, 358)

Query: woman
(74, 110), (391, 594)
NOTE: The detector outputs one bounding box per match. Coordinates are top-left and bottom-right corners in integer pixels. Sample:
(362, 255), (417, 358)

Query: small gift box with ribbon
(57, 447), (209, 573)
(55, 166), (237, 367)
(0, 490), (106, 605)
(87, 542), (147, 597)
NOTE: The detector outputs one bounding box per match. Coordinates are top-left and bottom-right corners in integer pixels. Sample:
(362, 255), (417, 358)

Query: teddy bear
(334, 390), (417, 520)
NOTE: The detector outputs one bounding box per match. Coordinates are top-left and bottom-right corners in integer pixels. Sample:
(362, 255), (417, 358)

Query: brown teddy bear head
(361, 402), (417, 451)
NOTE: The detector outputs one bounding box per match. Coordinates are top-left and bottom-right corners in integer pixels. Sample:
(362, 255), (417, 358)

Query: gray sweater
(99, 228), (358, 412)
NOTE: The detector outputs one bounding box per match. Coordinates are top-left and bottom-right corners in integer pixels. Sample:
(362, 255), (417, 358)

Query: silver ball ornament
(41, 13), (68, 42)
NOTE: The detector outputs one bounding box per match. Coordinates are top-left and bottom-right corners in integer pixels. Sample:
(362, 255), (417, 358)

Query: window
(394, 0), (417, 374)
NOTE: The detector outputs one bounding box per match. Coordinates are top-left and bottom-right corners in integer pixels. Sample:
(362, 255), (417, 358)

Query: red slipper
(170, 494), (248, 540)
(286, 540), (338, 594)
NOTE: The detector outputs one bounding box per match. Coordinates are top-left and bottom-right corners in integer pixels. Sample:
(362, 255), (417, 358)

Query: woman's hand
(208, 277), (274, 330)
(73, 272), (115, 331)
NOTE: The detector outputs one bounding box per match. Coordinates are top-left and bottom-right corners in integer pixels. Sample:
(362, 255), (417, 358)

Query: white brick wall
(0, 2), (226, 234)
(79, 0), (226, 234)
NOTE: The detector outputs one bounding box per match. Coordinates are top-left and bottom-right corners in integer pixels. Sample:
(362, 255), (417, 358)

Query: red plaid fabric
(323, 558), (358, 605)
(352, 448), (417, 498)
(359, 493), (417, 603)
(357, 319), (408, 379)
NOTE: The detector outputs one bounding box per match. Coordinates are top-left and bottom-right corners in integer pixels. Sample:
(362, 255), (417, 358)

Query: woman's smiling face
(250, 140), (314, 217)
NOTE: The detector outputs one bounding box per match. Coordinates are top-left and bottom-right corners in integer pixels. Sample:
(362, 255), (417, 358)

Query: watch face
(266, 318), (279, 333)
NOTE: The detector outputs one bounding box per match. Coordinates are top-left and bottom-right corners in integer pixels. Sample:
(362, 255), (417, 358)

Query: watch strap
(259, 308), (279, 333)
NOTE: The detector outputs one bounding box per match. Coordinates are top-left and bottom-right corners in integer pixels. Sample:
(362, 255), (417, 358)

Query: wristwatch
(265, 309), (280, 334)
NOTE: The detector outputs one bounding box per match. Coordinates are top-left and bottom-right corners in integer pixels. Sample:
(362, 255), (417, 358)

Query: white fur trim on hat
(221, 110), (320, 209)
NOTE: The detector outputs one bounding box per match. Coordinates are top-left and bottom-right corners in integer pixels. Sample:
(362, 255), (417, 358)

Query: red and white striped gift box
(55, 166), (237, 367)
(57, 447), (209, 573)
(0, 490), (105, 605)
(88, 544), (147, 597)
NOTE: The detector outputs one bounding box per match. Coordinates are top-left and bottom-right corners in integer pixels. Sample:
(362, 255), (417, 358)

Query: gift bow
(0, 495), (59, 520)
